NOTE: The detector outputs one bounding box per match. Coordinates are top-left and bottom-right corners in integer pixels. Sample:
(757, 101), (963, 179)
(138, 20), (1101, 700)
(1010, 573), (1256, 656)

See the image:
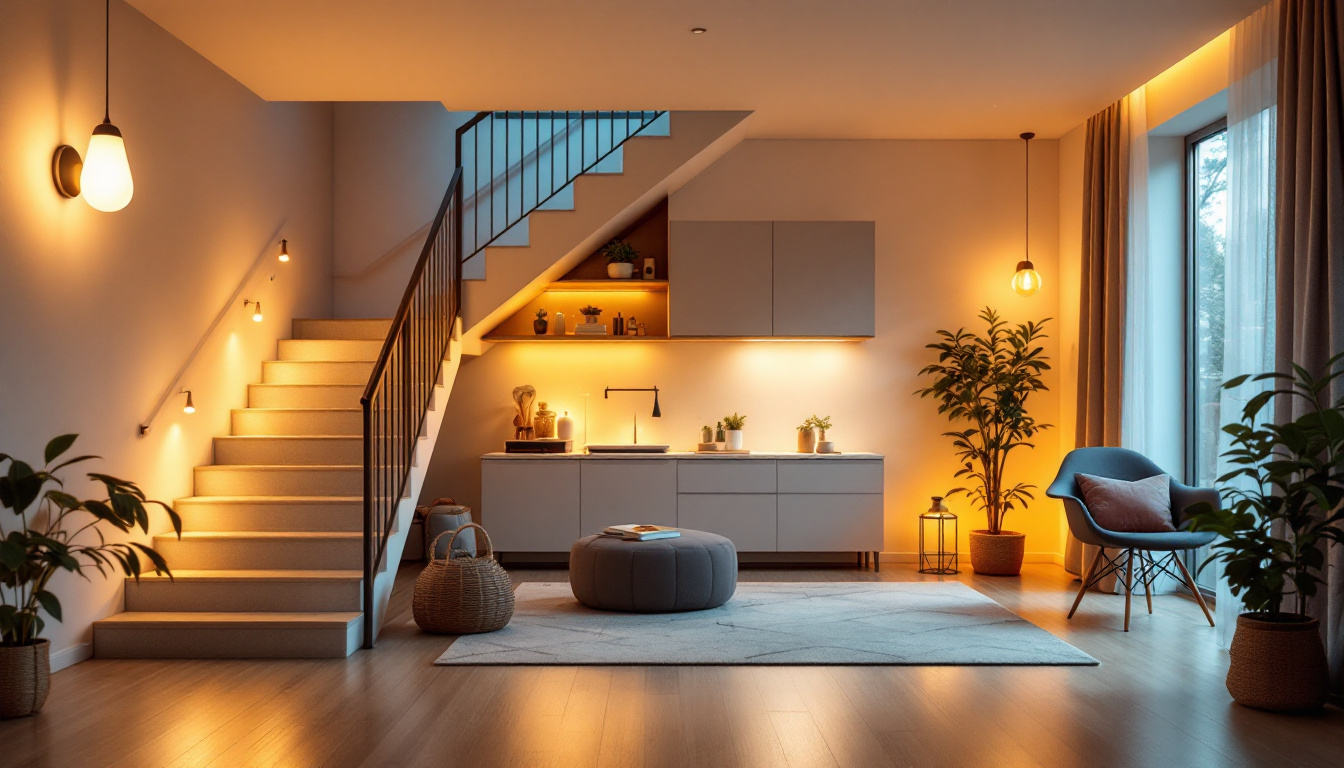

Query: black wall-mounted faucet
(604, 386), (661, 417)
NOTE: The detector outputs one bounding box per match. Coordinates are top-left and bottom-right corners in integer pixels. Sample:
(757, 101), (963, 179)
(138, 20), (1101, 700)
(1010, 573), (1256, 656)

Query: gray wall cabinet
(668, 221), (773, 337)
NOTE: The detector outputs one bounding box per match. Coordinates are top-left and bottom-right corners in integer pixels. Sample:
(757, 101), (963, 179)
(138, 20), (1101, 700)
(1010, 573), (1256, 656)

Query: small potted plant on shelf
(723, 413), (747, 451)
(1186, 355), (1344, 712)
(0, 434), (180, 718)
(797, 418), (817, 453)
(600, 239), (639, 279)
(812, 415), (835, 453)
(579, 305), (603, 324)
(533, 308), (548, 335)
(916, 308), (1051, 576)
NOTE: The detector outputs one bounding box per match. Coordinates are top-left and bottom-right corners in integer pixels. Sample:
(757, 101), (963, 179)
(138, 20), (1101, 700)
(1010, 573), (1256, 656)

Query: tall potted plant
(1187, 355), (1344, 712)
(917, 308), (1051, 575)
(1, 434), (179, 718)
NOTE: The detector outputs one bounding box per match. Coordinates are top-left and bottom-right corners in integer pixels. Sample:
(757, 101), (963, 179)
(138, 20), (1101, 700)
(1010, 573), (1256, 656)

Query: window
(1185, 120), (1227, 593)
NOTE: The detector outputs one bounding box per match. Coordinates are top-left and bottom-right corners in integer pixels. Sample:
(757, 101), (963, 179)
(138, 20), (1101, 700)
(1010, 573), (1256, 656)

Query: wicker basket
(1226, 613), (1329, 712)
(413, 523), (514, 635)
(968, 530), (1025, 576)
(0, 639), (50, 719)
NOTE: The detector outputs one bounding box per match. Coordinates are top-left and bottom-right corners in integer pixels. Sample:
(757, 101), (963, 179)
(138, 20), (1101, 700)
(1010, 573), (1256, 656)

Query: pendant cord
(1024, 135), (1029, 262)
(103, 0), (110, 124)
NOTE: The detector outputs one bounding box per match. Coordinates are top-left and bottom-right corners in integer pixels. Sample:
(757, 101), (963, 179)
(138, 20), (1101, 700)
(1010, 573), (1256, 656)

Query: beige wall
(423, 139), (1067, 561)
(0, 0), (333, 668)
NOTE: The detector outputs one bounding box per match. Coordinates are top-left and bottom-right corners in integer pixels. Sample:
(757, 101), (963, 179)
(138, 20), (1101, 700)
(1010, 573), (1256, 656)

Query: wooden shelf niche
(485, 200), (670, 341)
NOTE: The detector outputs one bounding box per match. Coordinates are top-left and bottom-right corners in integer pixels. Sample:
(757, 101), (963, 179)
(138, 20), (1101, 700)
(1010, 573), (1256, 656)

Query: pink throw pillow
(1075, 473), (1176, 533)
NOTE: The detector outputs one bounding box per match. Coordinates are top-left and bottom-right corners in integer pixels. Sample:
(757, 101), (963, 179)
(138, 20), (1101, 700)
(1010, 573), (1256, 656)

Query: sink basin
(585, 444), (671, 454)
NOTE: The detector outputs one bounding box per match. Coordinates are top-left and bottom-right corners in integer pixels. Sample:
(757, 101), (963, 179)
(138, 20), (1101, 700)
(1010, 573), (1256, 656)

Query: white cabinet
(482, 459), (580, 551)
(777, 494), (884, 551)
(678, 460), (776, 493)
(778, 460), (883, 494)
(580, 460), (678, 536)
(677, 494), (777, 552)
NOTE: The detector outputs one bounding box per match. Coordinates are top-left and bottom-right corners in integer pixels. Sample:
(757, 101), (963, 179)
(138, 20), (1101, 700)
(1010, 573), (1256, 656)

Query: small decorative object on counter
(813, 415), (835, 453)
(534, 402), (557, 439)
(797, 420), (817, 453)
(579, 305), (603, 323)
(533, 308), (548, 335)
(723, 412), (746, 451)
(557, 410), (575, 441)
(643, 257), (656, 279)
(715, 421), (726, 448)
(511, 385), (536, 439)
(613, 313), (625, 336)
(551, 311), (566, 335)
(637, 322), (647, 336)
(601, 238), (639, 279)
(918, 496), (959, 574)
(413, 523), (515, 635)
(625, 315), (639, 336)
(701, 425), (714, 443)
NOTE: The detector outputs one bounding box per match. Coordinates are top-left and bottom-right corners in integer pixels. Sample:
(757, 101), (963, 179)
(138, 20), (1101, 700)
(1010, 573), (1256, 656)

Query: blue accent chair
(1047, 447), (1217, 631)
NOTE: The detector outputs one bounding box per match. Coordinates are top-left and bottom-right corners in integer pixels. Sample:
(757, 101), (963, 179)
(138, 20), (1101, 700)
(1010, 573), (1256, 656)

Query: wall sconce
(181, 390), (195, 414)
(278, 239), (291, 263)
(244, 299), (263, 322)
(53, 0), (133, 212)
(1011, 132), (1041, 297)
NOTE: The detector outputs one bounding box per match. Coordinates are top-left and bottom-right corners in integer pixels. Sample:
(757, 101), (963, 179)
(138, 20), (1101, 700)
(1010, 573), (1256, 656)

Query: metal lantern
(918, 496), (959, 574)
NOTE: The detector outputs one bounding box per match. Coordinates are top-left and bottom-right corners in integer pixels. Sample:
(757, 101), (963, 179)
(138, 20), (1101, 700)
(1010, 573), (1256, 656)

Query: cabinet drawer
(777, 494), (883, 551)
(482, 460), (580, 551)
(677, 494), (776, 552)
(678, 460), (776, 493)
(580, 460), (678, 536)
(777, 460), (883, 494)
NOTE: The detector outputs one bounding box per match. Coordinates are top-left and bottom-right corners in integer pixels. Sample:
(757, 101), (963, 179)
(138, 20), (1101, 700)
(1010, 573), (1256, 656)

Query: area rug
(434, 582), (1098, 666)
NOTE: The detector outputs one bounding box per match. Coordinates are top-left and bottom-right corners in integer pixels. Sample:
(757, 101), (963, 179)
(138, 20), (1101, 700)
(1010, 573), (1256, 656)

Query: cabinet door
(482, 460), (580, 551)
(669, 221), (774, 337)
(777, 460), (883, 494)
(678, 494), (777, 551)
(772, 221), (875, 337)
(580, 460), (678, 536)
(777, 494), (883, 551)
(678, 460), (776, 493)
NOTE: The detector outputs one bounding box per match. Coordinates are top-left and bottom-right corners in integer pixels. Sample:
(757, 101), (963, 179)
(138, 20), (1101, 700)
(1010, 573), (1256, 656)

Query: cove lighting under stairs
(94, 318), (459, 658)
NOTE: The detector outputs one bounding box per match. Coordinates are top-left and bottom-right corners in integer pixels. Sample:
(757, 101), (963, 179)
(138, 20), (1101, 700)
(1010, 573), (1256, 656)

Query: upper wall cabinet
(669, 220), (874, 338)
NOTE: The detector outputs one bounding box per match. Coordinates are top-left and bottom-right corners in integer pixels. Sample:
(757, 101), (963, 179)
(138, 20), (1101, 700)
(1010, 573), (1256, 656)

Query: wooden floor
(2, 563), (1341, 768)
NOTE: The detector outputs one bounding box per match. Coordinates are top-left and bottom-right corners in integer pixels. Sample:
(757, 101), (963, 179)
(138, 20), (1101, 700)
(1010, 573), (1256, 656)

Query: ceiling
(126, 0), (1265, 139)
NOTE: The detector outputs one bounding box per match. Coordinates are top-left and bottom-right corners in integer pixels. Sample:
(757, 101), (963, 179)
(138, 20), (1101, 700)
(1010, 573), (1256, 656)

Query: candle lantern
(918, 496), (959, 574)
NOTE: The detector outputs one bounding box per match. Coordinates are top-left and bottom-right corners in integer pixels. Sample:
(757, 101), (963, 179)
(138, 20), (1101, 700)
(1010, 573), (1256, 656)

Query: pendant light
(181, 390), (196, 414)
(278, 239), (291, 263)
(1011, 132), (1041, 297)
(81, 0), (134, 212)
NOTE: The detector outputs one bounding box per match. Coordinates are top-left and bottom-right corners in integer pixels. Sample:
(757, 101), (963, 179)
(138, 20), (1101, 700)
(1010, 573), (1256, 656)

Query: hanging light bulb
(278, 239), (291, 263)
(1012, 132), (1041, 297)
(182, 390), (195, 414)
(81, 0), (133, 212)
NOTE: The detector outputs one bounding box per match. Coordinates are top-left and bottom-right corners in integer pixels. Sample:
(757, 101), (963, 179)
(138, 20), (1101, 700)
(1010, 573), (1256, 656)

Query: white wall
(0, 0), (333, 668)
(422, 139), (1067, 561)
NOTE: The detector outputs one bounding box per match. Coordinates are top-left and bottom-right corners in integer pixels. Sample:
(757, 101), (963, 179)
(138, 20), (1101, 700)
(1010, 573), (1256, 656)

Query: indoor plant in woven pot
(600, 239), (639, 279)
(0, 434), (178, 718)
(917, 308), (1051, 575)
(1187, 355), (1344, 712)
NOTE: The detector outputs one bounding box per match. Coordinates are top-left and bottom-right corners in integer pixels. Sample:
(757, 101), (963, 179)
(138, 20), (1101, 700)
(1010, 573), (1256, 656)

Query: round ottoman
(569, 529), (737, 612)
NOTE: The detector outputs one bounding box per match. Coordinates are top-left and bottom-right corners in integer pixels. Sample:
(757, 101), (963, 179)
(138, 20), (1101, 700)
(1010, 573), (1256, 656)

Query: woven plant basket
(1226, 613), (1329, 712)
(413, 523), (514, 635)
(968, 530), (1025, 576)
(0, 639), (51, 719)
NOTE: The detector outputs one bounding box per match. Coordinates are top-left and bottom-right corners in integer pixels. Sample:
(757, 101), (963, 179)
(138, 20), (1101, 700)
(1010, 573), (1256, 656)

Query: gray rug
(434, 582), (1098, 666)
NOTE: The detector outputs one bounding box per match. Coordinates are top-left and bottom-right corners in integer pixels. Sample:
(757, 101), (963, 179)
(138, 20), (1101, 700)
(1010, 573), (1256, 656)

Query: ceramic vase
(726, 430), (744, 451)
(797, 428), (817, 453)
(607, 262), (634, 279)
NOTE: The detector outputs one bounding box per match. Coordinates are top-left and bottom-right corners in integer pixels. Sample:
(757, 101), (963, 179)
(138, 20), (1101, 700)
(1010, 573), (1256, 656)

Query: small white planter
(607, 262), (634, 279)
(726, 430), (744, 451)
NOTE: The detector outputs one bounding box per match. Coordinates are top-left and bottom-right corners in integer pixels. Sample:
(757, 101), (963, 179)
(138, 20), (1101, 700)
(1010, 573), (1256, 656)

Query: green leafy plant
(600, 239), (639, 264)
(809, 415), (832, 439)
(535, 308), (547, 319)
(797, 420), (815, 432)
(1, 435), (180, 646)
(916, 308), (1051, 535)
(1187, 354), (1344, 621)
(579, 305), (603, 317)
(723, 413), (747, 431)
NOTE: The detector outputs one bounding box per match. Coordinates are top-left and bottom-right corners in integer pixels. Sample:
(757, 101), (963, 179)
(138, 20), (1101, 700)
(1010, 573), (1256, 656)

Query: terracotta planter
(607, 262), (634, 279)
(532, 319), (548, 335)
(797, 428), (816, 453)
(968, 530), (1025, 575)
(1226, 613), (1329, 712)
(0, 639), (50, 719)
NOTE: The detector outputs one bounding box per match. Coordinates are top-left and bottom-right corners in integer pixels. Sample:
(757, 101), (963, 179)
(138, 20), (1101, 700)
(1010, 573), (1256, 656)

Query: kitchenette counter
(483, 451), (883, 460)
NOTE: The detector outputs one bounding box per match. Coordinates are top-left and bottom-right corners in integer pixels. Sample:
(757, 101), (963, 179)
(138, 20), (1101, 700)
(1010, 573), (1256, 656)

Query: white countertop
(483, 450), (883, 460)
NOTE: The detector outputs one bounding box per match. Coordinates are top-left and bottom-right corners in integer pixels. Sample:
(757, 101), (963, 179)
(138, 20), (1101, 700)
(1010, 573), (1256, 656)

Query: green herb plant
(723, 413), (747, 431)
(600, 239), (639, 264)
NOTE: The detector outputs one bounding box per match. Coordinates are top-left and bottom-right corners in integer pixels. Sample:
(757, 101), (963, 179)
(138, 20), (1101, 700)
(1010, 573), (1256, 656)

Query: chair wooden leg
(1173, 554), (1216, 627)
(1068, 548), (1104, 619)
(1140, 551), (1155, 615)
(1123, 549), (1133, 632)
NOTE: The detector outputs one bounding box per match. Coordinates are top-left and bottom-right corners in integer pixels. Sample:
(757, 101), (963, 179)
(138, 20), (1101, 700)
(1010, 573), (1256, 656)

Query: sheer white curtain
(1215, 0), (1279, 646)
(1122, 85), (1153, 455)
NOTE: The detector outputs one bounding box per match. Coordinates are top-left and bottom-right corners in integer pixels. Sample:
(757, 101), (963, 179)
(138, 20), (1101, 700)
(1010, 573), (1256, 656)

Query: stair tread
(157, 531), (362, 541)
(178, 495), (361, 504)
(96, 611), (361, 628)
(134, 569), (362, 582)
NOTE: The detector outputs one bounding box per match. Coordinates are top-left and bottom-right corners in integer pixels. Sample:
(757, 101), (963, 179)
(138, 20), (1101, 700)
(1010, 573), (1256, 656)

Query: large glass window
(1186, 121), (1227, 593)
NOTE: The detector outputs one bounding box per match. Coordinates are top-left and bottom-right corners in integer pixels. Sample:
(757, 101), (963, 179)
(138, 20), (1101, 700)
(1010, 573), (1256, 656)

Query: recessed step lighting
(691, 27), (707, 34)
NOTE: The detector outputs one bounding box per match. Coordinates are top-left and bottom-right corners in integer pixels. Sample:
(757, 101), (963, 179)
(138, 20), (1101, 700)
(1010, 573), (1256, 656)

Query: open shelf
(548, 279), (667, 292)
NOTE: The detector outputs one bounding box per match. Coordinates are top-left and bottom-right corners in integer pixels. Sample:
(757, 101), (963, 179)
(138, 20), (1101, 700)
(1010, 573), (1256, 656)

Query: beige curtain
(1276, 0), (1344, 696)
(1066, 98), (1131, 575)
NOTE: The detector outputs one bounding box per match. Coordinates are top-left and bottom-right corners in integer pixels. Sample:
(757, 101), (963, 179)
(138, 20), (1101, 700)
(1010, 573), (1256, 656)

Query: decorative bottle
(551, 311), (566, 335)
(534, 403), (557, 439)
(715, 421), (726, 445)
(557, 411), (575, 442)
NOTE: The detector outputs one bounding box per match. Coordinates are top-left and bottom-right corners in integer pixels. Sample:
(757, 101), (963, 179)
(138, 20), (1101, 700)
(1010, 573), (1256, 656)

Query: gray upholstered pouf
(569, 530), (737, 612)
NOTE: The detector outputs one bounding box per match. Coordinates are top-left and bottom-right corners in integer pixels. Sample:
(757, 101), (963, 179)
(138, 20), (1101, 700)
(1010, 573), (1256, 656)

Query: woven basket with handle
(412, 523), (515, 635)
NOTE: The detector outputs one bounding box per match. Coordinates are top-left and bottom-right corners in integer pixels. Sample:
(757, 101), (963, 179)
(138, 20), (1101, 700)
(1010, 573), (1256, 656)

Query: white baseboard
(49, 641), (93, 672)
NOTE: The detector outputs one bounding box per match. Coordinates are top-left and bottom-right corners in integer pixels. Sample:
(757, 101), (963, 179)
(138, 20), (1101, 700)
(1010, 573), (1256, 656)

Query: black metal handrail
(455, 110), (665, 265)
(360, 167), (463, 649)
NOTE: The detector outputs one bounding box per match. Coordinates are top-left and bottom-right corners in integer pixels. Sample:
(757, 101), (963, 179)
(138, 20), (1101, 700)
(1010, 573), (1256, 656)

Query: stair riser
(94, 624), (356, 659)
(155, 538), (363, 570)
(262, 361), (374, 385)
(194, 468), (362, 496)
(125, 580), (362, 612)
(179, 502), (362, 532)
(293, 319), (392, 341)
(214, 437), (363, 466)
(232, 410), (361, 436)
(278, 339), (383, 362)
(248, 385), (363, 408)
